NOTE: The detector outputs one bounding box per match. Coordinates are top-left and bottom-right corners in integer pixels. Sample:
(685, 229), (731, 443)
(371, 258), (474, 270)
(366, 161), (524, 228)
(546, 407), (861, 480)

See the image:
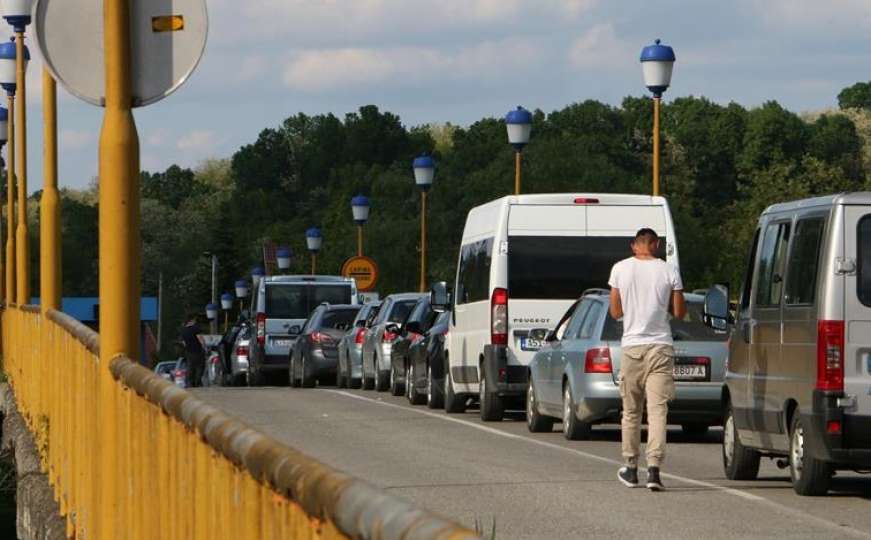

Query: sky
(13, 0), (871, 192)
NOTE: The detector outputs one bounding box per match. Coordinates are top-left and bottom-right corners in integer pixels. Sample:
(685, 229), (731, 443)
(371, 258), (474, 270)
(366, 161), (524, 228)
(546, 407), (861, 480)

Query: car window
(389, 300), (419, 324)
(578, 302), (603, 339)
(671, 302), (729, 341)
(406, 299), (430, 325)
(266, 285), (308, 319)
(320, 309), (359, 331)
(784, 218), (825, 306)
(456, 238), (494, 305)
(311, 285), (353, 306)
(859, 216), (871, 307)
(301, 309), (321, 333)
(739, 229), (761, 312)
(755, 221), (791, 307)
(365, 305), (382, 326)
(559, 301), (588, 340)
(374, 300), (392, 324)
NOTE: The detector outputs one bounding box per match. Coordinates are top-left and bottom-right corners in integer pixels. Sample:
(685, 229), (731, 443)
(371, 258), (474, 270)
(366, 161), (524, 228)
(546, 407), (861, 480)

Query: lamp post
(0, 37), (15, 303)
(0, 105), (6, 301)
(640, 38), (675, 197)
(234, 279), (249, 312)
(351, 195), (370, 257)
(205, 303), (218, 324)
(305, 227), (322, 275)
(220, 292), (233, 332)
(413, 155), (434, 292)
(505, 106), (532, 195)
(2, 0), (32, 305)
(276, 247), (292, 273)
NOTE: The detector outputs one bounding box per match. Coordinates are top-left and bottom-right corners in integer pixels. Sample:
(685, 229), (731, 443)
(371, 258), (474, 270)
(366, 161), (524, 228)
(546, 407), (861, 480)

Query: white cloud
(60, 129), (93, 151)
(748, 0), (871, 32)
(568, 23), (634, 70)
(177, 129), (221, 152)
(145, 129), (170, 148)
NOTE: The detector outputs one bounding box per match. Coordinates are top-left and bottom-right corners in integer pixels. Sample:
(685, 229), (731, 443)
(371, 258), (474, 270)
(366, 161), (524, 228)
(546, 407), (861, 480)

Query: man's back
(609, 257), (683, 348)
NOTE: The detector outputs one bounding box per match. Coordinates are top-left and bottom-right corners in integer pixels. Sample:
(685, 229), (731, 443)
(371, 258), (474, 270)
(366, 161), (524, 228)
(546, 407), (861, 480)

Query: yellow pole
(40, 69), (60, 312)
(5, 93), (14, 303)
(357, 225), (363, 257)
(99, 0), (140, 536)
(514, 151), (521, 195)
(419, 190), (427, 292)
(14, 31), (27, 305)
(652, 96), (661, 197)
(311, 253), (317, 275)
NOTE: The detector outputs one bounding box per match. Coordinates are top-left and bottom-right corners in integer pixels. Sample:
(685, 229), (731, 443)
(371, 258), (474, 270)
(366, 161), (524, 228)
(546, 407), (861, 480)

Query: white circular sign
(34, 0), (207, 107)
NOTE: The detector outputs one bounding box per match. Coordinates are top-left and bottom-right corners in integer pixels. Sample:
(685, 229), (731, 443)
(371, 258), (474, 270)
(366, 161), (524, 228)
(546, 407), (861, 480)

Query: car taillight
(383, 330), (398, 343)
(817, 320), (845, 392)
(689, 357), (711, 365)
(310, 331), (333, 345)
(584, 347), (613, 373)
(235, 345), (249, 357)
(256, 313), (266, 346)
(355, 327), (367, 345)
(491, 288), (508, 345)
(173, 369), (186, 378)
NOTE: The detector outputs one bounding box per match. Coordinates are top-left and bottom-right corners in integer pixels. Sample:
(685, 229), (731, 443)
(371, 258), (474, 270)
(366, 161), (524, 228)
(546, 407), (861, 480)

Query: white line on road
(329, 390), (871, 540)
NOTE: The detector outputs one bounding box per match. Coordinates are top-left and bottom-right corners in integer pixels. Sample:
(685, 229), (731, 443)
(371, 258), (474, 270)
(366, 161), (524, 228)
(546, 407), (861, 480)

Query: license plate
(673, 363), (707, 381)
(273, 339), (293, 348)
(520, 337), (543, 351)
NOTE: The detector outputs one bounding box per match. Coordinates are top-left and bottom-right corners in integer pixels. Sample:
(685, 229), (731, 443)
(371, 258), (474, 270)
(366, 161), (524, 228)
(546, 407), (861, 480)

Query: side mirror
(385, 323), (401, 335)
(703, 284), (732, 331)
(528, 328), (549, 341)
(430, 282), (452, 313)
(288, 325), (301, 335)
(405, 321), (422, 335)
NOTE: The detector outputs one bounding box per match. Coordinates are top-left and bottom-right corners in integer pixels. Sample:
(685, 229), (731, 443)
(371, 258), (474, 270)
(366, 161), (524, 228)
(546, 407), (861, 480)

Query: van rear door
(843, 206), (871, 420)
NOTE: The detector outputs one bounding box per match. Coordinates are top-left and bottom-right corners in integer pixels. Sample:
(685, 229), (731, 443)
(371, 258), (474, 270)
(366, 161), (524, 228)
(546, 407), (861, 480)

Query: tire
(349, 377), (362, 390)
(288, 357), (300, 388)
(375, 367), (390, 392)
(526, 378), (554, 433)
(562, 383), (591, 440)
(232, 372), (245, 387)
(300, 355), (316, 388)
(337, 365), (347, 389)
(362, 374), (374, 390)
(479, 365), (505, 422)
(789, 414), (832, 496)
(426, 362), (444, 410)
(408, 362), (425, 405)
(389, 364), (404, 396)
(681, 423), (710, 437)
(247, 367), (265, 387)
(444, 362), (465, 414)
(722, 402), (760, 480)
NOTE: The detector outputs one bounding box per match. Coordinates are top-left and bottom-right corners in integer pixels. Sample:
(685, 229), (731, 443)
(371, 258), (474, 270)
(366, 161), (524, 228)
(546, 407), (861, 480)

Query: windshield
(320, 309), (359, 331)
(508, 236), (666, 300)
(388, 300), (419, 323)
(266, 284), (353, 319)
(602, 301), (727, 342)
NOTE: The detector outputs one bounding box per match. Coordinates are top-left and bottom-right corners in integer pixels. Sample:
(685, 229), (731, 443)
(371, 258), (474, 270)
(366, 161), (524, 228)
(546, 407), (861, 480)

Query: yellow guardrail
(2, 306), (477, 540)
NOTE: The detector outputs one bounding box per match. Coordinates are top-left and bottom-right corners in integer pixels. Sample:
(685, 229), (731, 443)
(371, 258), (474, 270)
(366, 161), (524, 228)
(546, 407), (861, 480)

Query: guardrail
(2, 306), (477, 539)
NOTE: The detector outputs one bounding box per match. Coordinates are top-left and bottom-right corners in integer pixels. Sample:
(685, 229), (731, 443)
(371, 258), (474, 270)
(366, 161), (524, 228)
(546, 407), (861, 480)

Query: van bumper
(483, 345), (528, 396)
(804, 391), (871, 466)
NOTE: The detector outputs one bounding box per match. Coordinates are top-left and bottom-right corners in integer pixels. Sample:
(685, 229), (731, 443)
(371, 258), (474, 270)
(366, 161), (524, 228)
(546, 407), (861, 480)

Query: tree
(838, 82), (871, 111)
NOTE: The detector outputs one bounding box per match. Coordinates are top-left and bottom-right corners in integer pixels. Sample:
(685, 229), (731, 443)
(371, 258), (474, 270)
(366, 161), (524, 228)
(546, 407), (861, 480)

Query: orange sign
(341, 256), (379, 292)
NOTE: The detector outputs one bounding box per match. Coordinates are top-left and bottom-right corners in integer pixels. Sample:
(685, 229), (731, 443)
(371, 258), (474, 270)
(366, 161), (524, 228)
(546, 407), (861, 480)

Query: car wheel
(300, 355), (316, 388)
(479, 365), (504, 422)
(526, 378), (554, 433)
(389, 363), (404, 396)
(562, 383), (591, 440)
(337, 359), (347, 389)
(375, 356), (390, 392)
(681, 423), (710, 437)
(722, 402), (760, 480)
(789, 414), (832, 496)
(444, 362), (465, 414)
(408, 361), (425, 405)
(426, 362), (444, 410)
(288, 356), (300, 388)
(247, 368), (265, 387)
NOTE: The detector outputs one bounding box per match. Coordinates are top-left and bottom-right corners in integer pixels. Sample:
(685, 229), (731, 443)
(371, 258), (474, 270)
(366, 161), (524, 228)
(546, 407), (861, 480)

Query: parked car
(431, 193), (680, 421)
(361, 293), (427, 391)
(247, 275), (358, 386)
(389, 297), (438, 397)
(289, 303), (360, 388)
(703, 193), (871, 496)
(171, 357), (188, 388)
(227, 326), (251, 386)
(525, 290), (726, 440)
(337, 301), (382, 389)
(199, 334), (223, 387)
(212, 321), (250, 386)
(154, 361), (176, 381)
(406, 311), (451, 408)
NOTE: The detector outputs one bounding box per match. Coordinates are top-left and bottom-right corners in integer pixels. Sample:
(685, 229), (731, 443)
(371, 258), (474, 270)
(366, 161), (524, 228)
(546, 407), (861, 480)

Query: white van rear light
(816, 320), (844, 392)
(491, 288), (508, 345)
(256, 313), (266, 346)
(574, 197), (599, 204)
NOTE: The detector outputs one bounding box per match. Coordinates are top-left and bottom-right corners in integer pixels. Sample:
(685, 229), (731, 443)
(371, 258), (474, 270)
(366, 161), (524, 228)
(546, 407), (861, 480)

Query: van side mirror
(430, 282), (452, 312)
(385, 323), (401, 335)
(703, 284), (732, 331)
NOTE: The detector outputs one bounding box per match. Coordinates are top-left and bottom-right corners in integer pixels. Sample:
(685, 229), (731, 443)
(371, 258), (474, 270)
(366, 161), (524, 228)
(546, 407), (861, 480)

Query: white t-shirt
(608, 257), (684, 348)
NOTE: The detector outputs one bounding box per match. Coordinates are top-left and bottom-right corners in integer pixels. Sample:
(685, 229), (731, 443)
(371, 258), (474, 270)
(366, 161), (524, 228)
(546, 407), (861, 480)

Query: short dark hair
(186, 313), (200, 323)
(634, 228), (659, 244)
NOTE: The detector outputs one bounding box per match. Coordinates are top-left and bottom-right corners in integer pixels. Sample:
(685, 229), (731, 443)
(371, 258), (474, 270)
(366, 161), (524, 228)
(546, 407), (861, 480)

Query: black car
(406, 311), (450, 408)
(388, 297), (437, 396)
(289, 304), (360, 388)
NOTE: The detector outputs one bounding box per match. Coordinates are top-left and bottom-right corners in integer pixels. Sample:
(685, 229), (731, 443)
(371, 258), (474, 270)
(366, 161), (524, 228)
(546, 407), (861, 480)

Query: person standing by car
(608, 228), (685, 491)
(180, 314), (206, 388)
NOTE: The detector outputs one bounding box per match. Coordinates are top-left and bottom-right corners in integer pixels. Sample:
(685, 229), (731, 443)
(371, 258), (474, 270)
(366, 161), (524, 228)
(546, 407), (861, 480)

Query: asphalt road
(192, 386), (871, 540)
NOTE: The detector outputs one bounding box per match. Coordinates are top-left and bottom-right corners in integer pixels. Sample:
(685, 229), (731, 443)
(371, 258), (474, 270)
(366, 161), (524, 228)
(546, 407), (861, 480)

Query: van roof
(473, 193), (666, 210)
(262, 275), (354, 284)
(763, 192), (871, 215)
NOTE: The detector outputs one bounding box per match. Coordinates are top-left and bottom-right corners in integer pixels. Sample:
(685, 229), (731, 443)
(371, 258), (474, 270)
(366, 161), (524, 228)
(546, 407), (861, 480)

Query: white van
(431, 193), (680, 421)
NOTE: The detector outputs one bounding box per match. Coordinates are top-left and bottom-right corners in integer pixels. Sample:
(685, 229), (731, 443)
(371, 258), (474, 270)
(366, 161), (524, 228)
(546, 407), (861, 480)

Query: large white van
(431, 193), (680, 421)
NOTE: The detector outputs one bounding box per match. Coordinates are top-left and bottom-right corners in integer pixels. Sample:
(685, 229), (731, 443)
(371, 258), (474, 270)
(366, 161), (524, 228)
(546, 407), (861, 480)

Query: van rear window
(266, 284), (352, 319)
(858, 217), (871, 306)
(508, 236), (665, 300)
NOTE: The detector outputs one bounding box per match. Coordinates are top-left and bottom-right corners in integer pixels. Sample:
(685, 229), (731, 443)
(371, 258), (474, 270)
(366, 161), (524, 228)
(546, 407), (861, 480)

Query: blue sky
(16, 0), (871, 191)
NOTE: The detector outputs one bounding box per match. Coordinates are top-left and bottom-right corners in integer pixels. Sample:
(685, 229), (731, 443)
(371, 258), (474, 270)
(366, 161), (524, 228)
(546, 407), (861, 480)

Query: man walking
(180, 313), (206, 388)
(608, 228), (685, 491)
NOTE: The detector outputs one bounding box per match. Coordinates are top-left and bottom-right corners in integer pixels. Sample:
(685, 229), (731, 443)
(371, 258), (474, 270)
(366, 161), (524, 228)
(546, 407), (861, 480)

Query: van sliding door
(843, 207), (871, 433)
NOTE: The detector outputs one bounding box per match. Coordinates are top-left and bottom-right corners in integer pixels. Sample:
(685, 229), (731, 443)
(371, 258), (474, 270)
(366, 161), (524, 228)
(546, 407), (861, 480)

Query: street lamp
(0, 37), (16, 301)
(351, 195), (370, 257)
(0, 105), (6, 300)
(276, 247), (292, 272)
(505, 106), (532, 195)
(251, 266), (265, 284)
(221, 292), (233, 332)
(413, 155), (434, 292)
(640, 38), (675, 197)
(305, 227), (322, 275)
(234, 279), (249, 312)
(205, 303), (218, 323)
(2, 0), (32, 305)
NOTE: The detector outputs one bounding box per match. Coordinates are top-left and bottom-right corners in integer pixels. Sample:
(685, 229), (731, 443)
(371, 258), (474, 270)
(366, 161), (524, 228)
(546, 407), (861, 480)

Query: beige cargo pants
(619, 344), (675, 468)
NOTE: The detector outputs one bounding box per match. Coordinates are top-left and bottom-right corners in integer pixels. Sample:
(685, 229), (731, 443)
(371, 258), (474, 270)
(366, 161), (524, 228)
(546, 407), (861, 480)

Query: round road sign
(341, 256), (379, 292)
(34, 0), (208, 107)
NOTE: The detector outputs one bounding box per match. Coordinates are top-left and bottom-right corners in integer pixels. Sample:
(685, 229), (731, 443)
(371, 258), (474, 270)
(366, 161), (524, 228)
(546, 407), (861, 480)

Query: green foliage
(838, 82), (871, 111)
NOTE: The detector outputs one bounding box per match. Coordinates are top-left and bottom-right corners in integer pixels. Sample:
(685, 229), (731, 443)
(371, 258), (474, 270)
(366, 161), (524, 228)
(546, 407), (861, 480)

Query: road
(192, 386), (871, 540)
